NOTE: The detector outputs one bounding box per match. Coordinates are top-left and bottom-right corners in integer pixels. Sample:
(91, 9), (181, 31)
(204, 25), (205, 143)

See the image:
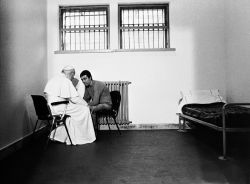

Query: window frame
(59, 5), (110, 52)
(118, 3), (170, 50)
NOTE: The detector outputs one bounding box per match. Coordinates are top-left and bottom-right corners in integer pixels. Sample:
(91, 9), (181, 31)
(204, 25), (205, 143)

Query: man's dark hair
(80, 70), (92, 79)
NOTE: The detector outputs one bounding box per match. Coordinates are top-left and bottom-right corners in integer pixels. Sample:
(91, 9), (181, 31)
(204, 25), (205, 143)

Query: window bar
(120, 9), (122, 49)
(143, 9), (145, 49)
(67, 11), (69, 50)
(69, 10), (72, 50)
(125, 10), (127, 49)
(137, 9), (140, 49)
(107, 10), (110, 49)
(89, 11), (91, 50)
(162, 9), (165, 48)
(79, 11), (81, 50)
(93, 11), (96, 50)
(104, 30), (106, 49)
(151, 9), (155, 48)
(69, 10), (71, 50)
(123, 29), (125, 49)
(98, 11), (100, 50)
(122, 10), (125, 49)
(63, 11), (66, 50)
(74, 10), (76, 50)
(84, 11), (86, 50)
(166, 7), (169, 48)
(123, 10), (126, 49)
(163, 26), (165, 49)
(157, 9), (160, 48)
(128, 10), (130, 49)
(133, 8), (135, 49)
(103, 13), (106, 49)
(147, 9), (150, 49)
(65, 11), (67, 50)
(107, 11), (109, 49)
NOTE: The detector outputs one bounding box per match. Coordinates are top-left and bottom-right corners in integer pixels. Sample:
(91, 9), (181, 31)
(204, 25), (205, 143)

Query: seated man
(80, 70), (112, 131)
(44, 67), (96, 145)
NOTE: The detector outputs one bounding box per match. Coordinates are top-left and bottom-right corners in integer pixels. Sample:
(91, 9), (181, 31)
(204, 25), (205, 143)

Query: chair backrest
(110, 91), (121, 116)
(31, 95), (52, 120)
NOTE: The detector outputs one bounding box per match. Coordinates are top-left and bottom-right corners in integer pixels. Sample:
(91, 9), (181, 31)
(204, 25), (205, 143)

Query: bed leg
(183, 119), (187, 131)
(178, 115), (182, 131)
(177, 115), (187, 132)
(218, 116), (227, 160)
(219, 105), (227, 160)
(218, 132), (227, 160)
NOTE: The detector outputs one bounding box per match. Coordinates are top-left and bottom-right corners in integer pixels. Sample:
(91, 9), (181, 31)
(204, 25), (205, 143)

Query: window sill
(54, 50), (113, 54)
(54, 48), (176, 54)
(114, 48), (176, 52)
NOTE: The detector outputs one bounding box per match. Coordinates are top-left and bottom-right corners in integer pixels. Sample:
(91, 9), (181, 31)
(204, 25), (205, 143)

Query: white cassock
(44, 74), (96, 145)
(72, 77), (85, 99)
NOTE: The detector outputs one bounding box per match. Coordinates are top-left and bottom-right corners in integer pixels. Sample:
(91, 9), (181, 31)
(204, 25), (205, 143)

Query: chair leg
(93, 113), (99, 137)
(113, 117), (121, 135)
(33, 119), (39, 133)
(106, 117), (111, 131)
(45, 118), (56, 149)
(95, 116), (99, 136)
(97, 121), (100, 131)
(63, 120), (73, 145)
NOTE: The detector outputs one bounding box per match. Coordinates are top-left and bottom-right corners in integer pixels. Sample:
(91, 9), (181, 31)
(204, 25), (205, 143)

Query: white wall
(0, 0), (47, 149)
(47, 0), (226, 124)
(225, 0), (250, 102)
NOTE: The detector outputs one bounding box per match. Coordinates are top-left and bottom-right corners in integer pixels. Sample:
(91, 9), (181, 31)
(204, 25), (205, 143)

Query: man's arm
(83, 88), (91, 103)
(88, 89), (101, 106)
(88, 83), (103, 106)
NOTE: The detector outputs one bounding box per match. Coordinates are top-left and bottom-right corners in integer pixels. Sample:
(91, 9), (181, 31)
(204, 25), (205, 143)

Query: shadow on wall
(192, 4), (226, 94)
(24, 95), (39, 135)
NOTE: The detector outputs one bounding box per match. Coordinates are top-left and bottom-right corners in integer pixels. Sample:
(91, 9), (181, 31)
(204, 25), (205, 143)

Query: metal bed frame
(177, 103), (250, 160)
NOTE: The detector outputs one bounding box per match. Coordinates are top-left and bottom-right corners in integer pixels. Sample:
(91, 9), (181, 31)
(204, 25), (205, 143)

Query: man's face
(81, 75), (91, 87)
(64, 70), (75, 81)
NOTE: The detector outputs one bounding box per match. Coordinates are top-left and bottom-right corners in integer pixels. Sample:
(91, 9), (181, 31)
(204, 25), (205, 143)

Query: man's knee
(92, 103), (111, 113)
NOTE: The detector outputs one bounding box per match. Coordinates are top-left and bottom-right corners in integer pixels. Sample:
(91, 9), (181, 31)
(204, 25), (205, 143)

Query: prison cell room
(1, 0), (250, 184)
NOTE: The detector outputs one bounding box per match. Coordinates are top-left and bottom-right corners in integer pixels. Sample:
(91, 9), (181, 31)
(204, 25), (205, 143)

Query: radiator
(101, 81), (131, 125)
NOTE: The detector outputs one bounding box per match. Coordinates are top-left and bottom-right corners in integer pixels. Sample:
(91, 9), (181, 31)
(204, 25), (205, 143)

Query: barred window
(59, 6), (109, 51)
(118, 4), (169, 50)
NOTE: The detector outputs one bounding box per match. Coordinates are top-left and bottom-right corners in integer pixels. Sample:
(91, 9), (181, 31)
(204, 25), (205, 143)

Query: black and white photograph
(0, 0), (250, 183)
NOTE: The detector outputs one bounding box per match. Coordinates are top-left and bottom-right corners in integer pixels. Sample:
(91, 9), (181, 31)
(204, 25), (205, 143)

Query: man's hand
(89, 105), (96, 114)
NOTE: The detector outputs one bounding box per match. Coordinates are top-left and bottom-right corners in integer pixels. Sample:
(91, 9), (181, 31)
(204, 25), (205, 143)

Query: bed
(177, 90), (250, 160)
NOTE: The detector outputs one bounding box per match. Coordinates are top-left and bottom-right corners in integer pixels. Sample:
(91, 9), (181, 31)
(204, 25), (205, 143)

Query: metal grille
(59, 6), (109, 51)
(119, 4), (169, 49)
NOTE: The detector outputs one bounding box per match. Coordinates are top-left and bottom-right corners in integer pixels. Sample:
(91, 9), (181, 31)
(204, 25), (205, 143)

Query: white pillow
(180, 89), (224, 104)
(176, 89), (225, 113)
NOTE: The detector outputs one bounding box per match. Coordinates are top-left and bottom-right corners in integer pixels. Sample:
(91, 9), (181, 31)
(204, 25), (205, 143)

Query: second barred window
(118, 4), (170, 50)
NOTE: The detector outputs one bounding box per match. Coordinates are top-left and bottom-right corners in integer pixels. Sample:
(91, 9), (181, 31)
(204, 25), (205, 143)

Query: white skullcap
(62, 65), (75, 72)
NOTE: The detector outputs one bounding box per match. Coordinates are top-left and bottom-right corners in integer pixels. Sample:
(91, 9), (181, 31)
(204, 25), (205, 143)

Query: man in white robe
(44, 68), (96, 145)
